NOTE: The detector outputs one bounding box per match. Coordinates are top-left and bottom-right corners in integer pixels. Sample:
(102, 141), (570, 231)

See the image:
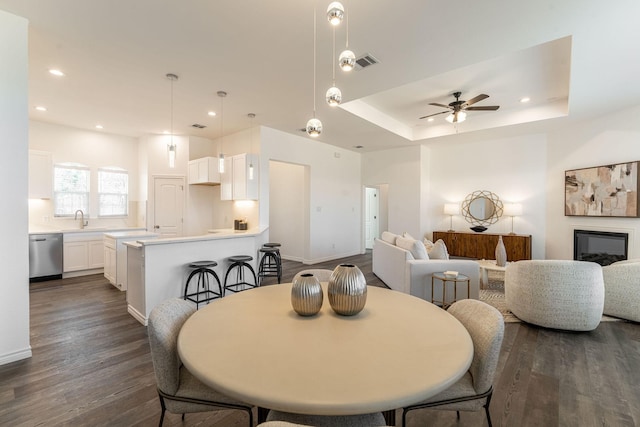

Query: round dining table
(177, 282), (473, 417)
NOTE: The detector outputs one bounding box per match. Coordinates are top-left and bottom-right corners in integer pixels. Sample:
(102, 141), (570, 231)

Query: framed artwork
(565, 161), (639, 217)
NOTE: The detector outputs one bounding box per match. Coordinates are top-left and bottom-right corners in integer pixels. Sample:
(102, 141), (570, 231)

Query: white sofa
(372, 237), (480, 303)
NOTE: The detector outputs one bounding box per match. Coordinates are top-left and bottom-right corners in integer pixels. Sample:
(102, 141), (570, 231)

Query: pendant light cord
(313, 7), (317, 118)
(332, 27), (336, 84)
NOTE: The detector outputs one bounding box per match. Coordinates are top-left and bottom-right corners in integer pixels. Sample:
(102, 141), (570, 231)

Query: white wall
(0, 10), (30, 365)
(425, 133), (548, 259)
(260, 127), (362, 263)
(362, 146), (423, 239)
(546, 105), (640, 260)
(28, 121), (141, 230)
(269, 160), (307, 261)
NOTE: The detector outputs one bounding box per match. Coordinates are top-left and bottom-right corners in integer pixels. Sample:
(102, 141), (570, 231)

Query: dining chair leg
(158, 394), (166, 427)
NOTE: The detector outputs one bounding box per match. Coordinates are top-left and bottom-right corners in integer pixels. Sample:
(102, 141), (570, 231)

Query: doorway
(151, 176), (185, 237)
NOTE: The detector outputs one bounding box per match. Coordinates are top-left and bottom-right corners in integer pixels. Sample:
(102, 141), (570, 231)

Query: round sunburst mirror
(461, 190), (503, 231)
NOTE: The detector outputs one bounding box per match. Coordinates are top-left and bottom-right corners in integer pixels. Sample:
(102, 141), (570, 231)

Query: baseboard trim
(0, 347), (32, 366)
(127, 304), (147, 326)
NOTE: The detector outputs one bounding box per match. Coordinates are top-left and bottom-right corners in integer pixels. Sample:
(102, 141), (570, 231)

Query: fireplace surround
(574, 229), (628, 266)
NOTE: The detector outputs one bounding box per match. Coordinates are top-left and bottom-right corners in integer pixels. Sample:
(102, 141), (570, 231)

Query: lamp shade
(504, 203), (523, 217)
(444, 203), (460, 216)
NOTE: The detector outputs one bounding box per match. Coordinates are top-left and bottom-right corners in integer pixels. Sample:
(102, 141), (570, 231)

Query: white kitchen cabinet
(28, 150), (52, 199)
(188, 157), (220, 185)
(63, 232), (105, 273)
(220, 153), (258, 201)
(104, 231), (158, 291)
(104, 239), (117, 285)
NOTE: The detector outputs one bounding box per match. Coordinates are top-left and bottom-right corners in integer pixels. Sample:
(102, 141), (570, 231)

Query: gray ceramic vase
(328, 264), (367, 316)
(291, 273), (324, 316)
(495, 235), (507, 267)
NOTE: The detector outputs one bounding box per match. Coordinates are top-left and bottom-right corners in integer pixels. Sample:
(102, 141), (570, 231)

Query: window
(98, 168), (128, 217)
(54, 164), (90, 216)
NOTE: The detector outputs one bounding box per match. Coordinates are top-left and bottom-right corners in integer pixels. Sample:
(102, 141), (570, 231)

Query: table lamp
(444, 203), (460, 232)
(503, 203), (523, 235)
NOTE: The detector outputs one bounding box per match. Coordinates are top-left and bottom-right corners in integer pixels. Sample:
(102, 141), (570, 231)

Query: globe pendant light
(166, 73), (178, 168)
(339, 8), (355, 71)
(326, 27), (342, 106)
(326, 1), (344, 25)
(217, 90), (227, 173)
(306, 7), (322, 137)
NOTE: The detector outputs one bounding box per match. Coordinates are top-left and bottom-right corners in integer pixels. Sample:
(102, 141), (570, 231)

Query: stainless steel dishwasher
(29, 233), (63, 281)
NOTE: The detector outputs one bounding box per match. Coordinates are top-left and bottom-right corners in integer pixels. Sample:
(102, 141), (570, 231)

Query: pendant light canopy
(326, 2), (344, 25)
(166, 73), (178, 168)
(217, 90), (227, 173)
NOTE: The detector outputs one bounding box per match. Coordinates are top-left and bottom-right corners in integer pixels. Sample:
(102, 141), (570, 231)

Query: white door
(153, 177), (184, 237)
(365, 187), (380, 249)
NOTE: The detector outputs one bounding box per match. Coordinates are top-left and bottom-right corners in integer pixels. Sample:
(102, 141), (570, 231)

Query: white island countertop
(125, 226), (268, 247)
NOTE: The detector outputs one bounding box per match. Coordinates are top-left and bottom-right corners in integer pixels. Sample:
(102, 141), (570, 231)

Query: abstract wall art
(565, 161), (639, 217)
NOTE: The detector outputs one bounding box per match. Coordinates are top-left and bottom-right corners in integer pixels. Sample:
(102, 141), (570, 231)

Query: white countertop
(28, 226), (146, 235)
(104, 230), (159, 239)
(128, 226), (268, 247)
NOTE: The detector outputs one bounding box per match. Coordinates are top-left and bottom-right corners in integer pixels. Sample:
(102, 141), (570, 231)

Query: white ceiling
(1, 0), (639, 152)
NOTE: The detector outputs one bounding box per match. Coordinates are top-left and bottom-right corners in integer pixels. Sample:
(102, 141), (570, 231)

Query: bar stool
(223, 255), (258, 294)
(183, 261), (223, 309)
(261, 242), (282, 280)
(257, 247), (282, 285)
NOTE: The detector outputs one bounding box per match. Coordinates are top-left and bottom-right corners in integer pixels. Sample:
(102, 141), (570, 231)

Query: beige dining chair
(264, 410), (387, 426)
(292, 269), (334, 283)
(148, 298), (254, 427)
(402, 299), (504, 427)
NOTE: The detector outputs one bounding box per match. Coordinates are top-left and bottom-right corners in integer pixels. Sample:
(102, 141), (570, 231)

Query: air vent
(355, 53), (379, 70)
(191, 123), (206, 129)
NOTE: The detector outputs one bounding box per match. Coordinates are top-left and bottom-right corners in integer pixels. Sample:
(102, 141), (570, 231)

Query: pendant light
(326, 27), (342, 106)
(306, 8), (322, 137)
(248, 113), (255, 180)
(217, 90), (227, 173)
(445, 110), (467, 124)
(339, 7), (355, 71)
(166, 73), (178, 168)
(326, 2), (344, 25)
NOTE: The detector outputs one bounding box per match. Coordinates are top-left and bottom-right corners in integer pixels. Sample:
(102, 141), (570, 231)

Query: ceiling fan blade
(419, 110), (450, 120)
(463, 94), (489, 107)
(465, 105), (500, 111)
(428, 102), (451, 109)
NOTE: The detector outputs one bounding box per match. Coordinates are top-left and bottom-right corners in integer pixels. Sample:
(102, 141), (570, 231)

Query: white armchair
(602, 260), (640, 322)
(505, 260), (605, 331)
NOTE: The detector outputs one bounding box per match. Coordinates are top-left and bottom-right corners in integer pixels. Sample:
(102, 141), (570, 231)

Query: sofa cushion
(396, 236), (429, 260)
(424, 239), (449, 260)
(381, 231), (398, 245)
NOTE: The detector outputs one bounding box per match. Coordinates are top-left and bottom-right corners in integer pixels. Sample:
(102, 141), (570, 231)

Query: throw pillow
(403, 232), (416, 240)
(396, 236), (429, 260)
(423, 238), (435, 251)
(427, 239), (449, 260)
(381, 231), (398, 245)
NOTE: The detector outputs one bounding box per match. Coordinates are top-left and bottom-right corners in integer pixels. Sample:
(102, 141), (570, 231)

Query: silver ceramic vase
(291, 273), (324, 316)
(328, 264), (367, 316)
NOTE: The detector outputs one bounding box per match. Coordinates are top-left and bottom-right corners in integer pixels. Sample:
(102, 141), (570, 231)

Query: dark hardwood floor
(1, 252), (639, 426)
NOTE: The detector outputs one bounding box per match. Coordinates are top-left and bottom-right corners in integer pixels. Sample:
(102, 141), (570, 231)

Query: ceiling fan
(419, 91), (500, 123)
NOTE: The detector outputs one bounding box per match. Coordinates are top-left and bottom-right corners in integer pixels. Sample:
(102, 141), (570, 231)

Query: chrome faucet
(74, 209), (88, 229)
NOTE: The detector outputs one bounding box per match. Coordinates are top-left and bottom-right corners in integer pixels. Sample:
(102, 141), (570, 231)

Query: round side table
(431, 272), (470, 309)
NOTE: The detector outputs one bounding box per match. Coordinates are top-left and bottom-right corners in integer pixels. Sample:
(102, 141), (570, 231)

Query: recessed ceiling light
(427, 117), (434, 122)
(35, 106), (47, 111)
(95, 124), (103, 129)
(48, 69), (65, 77)
(208, 111), (216, 117)
(162, 130), (170, 134)
(520, 97), (531, 103)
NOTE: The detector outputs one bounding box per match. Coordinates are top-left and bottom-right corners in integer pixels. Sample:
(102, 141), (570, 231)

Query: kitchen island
(125, 227), (269, 325)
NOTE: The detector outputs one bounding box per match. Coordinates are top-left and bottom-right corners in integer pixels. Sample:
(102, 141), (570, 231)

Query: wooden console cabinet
(433, 231), (531, 261)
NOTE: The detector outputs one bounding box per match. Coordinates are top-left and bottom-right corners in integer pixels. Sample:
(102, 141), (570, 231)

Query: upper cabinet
(29, 150), (52, 199)
(188, 157), (220, 185)
(220, 153), (258, 201)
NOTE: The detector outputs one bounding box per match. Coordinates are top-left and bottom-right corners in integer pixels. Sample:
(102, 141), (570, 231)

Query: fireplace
(574, 229), (628, 266)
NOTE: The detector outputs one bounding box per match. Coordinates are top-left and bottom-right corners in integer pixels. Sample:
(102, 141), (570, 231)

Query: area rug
(478, 271), (621, 324)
